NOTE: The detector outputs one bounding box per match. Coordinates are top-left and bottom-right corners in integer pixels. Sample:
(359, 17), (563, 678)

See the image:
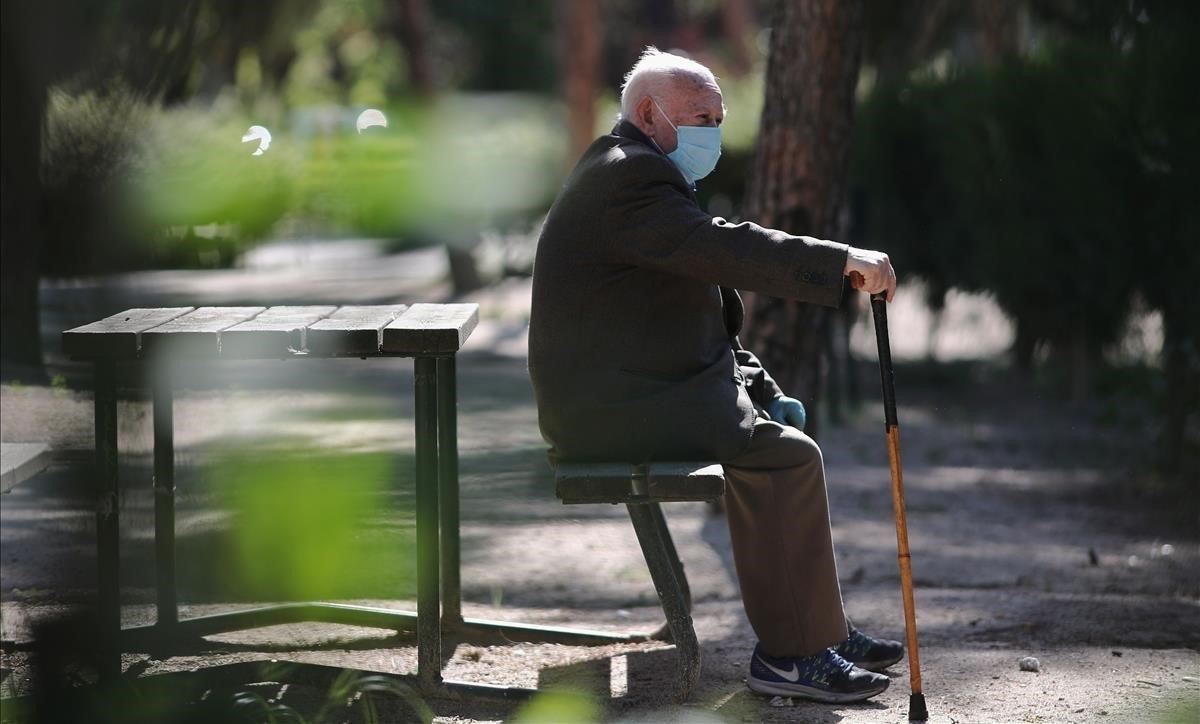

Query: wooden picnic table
(62, 304), (639, 700)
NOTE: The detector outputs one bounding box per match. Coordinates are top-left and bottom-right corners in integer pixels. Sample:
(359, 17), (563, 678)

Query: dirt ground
(1, 244), (1197, 723)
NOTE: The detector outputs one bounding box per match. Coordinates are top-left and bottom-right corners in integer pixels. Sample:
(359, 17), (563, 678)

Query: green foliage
(852, 32), (1192, 362)
(853, 5), (1200, 470)
(40, 87), (155, 274)
(1156, 692), (1200, 724)
(283, 0), (406, 107)
(134, 105), (297, 239)
(432, 0), (558, 92)
(208, 449), (405, 600)
(418, 94), (566, 227)
(510, 688), (599, 723)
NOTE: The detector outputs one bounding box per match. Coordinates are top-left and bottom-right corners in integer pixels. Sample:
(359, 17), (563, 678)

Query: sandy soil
(1, 245), (1197, 722)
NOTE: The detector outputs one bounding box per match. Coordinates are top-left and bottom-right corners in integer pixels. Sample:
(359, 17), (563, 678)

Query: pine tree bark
(562, 0), (602, 165)
(741, 0), (865, 438)
(396, 0), (435, 96)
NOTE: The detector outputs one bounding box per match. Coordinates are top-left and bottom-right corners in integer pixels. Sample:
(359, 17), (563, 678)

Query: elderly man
(529, 48), (902, 703)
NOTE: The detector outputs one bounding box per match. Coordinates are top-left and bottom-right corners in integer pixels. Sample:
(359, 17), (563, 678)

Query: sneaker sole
(854, 652), (905, 672)
(747, 675), (890, 703)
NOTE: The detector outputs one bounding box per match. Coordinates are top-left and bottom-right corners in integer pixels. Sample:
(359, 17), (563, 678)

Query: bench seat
(553, 460), (725, 702)
(555, 462), (725, 504)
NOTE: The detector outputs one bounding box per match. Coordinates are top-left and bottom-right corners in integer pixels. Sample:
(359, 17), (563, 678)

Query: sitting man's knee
(778, 426), (824, 468)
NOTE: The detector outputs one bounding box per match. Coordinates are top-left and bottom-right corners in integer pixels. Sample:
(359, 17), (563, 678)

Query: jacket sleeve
(602, 151), (849, 306)
(733, 337), (784, 405)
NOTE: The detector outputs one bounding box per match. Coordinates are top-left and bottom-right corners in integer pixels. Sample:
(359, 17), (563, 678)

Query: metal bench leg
(436, 356), (462, 627)
(648, 503), (692, 613)
(152, 373), (177, 631)
(645, 503), (692, 642)
(627, 502), (700, 702)
(414, 357), (442, 691)
(94, 360), (121, 684)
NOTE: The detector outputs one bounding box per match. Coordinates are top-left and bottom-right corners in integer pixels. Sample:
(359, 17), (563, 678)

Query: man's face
(637, 78), (724, 154)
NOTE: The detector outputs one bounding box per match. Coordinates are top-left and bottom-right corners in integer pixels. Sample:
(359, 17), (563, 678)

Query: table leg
(414, 356), (442, 690)
(436, 356), (462, 625)
(94, 360), (121, 683)
(152, 373), (177, 628)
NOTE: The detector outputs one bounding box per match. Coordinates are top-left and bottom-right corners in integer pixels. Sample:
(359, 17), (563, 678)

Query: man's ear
(636, 96), (656, 130)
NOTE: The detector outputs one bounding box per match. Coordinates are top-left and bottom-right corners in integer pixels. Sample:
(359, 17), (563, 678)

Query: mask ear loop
(651, 97), (679, 133)
(647, 98), (677, 155)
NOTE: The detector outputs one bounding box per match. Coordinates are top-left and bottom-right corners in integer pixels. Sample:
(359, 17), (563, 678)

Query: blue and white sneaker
(835, 627), (905, 672)
(748, 645), (890, 702)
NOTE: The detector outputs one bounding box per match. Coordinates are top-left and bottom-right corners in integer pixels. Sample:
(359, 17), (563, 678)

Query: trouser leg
(722, 419), (847, 658)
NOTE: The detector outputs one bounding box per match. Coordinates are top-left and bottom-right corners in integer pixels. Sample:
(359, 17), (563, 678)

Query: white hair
(619, 46), (719, 121)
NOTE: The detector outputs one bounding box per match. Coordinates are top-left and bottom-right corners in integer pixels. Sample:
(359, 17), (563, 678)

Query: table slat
(140, 307), (267, 357)
(383, 303), (479, 355)
(62, 308), (196, 358)
(305, 305), (408, 356)
(220, 305), (339, 358)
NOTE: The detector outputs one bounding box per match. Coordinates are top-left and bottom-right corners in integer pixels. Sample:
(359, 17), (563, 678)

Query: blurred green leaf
(209, 448), (403, 600)
(510, 688), (599, 724)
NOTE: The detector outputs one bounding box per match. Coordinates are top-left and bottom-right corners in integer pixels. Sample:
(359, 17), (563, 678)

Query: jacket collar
(613, 119), (665, 156)
(612, 119), (696, 194)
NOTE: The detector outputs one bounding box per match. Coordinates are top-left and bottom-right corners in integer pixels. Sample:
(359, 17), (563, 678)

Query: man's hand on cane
(845, 247), (898, 302)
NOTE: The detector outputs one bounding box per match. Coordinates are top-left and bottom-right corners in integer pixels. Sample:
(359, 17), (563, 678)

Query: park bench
(555, 461), (726, 701)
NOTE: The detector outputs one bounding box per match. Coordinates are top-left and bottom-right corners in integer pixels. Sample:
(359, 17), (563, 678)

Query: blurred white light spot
(356, 108), (388, 134)
(242, 125), (272, 156)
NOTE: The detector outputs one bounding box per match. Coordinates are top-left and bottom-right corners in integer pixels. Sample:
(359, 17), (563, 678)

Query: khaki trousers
(722, 415), (848, 657)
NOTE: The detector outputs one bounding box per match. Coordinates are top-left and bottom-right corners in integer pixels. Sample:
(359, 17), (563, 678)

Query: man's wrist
(843, 246), (863, 275)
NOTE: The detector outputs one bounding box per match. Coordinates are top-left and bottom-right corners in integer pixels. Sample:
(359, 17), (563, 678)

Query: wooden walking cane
(868, 288), (929, 722)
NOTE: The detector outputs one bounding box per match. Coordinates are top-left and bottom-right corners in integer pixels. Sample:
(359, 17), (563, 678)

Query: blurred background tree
(851, 0), (1200, 472)
(1, 0), (316, 372)
(739, 0), (865, 441)
(1, 0), (1195, 473)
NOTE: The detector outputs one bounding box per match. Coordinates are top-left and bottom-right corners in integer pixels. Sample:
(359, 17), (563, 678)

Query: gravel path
(2, 245), (1196, 722)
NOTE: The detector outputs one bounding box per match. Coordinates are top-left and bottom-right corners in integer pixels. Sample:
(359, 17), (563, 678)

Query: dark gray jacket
(529, 121), (847, 464)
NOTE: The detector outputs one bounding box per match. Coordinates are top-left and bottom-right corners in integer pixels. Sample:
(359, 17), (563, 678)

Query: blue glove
(765, 395), (807, 431)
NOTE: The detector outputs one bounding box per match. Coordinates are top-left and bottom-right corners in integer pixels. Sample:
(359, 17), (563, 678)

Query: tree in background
(852, 0), (1200, 474)
(562, 0), (602, 165)
(1, 1), (202, 374)
(740, 0), (866, 438)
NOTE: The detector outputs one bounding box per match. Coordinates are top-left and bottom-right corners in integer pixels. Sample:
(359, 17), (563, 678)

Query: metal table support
(94, 360), (121, 684)
(152, 372), (177, 630)
(91, 347), (653, 698)
(414, 355), (442, 690)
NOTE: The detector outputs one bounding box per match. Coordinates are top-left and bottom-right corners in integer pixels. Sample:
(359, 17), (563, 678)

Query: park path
(2, 241), (1197, 722)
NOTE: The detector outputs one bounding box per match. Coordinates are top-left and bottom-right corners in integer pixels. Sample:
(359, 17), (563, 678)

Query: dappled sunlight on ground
(2, 246), (1196, 721)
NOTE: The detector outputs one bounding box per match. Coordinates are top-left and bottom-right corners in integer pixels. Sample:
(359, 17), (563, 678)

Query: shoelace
(790, 649), (855, 685)
(825, 649), (856, 676)
(838, 628), (873, 658)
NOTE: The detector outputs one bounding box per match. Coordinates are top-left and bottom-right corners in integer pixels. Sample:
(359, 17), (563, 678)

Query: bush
(852, 18), (1200, 471)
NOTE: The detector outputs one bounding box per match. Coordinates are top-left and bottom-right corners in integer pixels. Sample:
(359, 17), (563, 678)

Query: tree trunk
(971, 0), (1021, 64)
(741, 0), (865, 438)
(721, 0), (755, 74)
(1, 16), (47, 375)
(396, 0), (435, 96)
(562, 0), (601, 165)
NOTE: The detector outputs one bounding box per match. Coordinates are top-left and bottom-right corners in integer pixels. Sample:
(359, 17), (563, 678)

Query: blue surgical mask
(653, 99), (721, 184)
